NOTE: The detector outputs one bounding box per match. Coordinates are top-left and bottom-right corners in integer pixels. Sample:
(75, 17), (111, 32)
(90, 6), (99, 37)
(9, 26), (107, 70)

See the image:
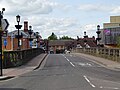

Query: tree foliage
(59, 35), (73, 40)
(48, 32), (58, 40)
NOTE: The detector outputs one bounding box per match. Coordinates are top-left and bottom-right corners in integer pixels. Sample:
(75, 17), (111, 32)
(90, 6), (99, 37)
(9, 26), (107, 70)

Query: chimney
(24, 21), (28, 32)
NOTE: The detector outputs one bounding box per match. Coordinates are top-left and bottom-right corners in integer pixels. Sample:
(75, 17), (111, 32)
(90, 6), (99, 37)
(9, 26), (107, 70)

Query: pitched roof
(8, 30), (28, 38)
(8, 30), (42, 39)
(77, 38), (97, 47)
(48, 40), (73, 46)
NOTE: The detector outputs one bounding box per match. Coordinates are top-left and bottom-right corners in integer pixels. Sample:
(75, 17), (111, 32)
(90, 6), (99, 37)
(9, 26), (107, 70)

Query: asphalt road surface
(0, 54), (120, 90)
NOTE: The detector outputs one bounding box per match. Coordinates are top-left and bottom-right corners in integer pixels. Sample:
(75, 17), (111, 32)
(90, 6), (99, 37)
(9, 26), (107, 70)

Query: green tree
(48, 32), (58, 40)
(59, 35), (73, 40)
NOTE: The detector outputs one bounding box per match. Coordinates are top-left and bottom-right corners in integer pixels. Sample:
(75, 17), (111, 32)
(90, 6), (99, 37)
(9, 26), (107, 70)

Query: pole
(0, 28), (2, 76)
(18, 21), (20, 50)
(0, 11), (2, 76)
(11, 33), (14, 50)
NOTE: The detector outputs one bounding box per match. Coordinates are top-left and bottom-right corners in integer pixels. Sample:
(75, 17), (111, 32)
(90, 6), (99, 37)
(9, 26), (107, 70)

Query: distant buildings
(48, 40), (74, 54)
(48, 35), (97, 54)
(100, 16), (120, 47)
(75, 36), (97, 48)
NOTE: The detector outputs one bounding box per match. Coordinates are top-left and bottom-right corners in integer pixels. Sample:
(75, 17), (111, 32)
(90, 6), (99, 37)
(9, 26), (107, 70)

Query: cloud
(83, 24), (96, 31)
(28, 16), (77, 28)
(78, 4), (111, 12)
(0, 0), (57, 15)
(0, 1), (106, 39)
(111, 6), (120, 14)
(82, 24), (97, 37)
(30, 17), (78, 38)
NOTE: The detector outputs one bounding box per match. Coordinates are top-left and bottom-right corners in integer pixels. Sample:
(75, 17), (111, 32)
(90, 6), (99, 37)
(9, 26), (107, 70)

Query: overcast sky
(1, 0), (120, 39)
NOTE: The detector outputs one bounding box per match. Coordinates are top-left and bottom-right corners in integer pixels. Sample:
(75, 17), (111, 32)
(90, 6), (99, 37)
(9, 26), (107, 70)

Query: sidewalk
(0, 53), (47, 80)
(72, 53), (120, 71)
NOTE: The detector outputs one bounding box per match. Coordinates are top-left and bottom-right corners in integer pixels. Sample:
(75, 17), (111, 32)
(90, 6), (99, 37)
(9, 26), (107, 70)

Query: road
(0, 54), (120, 90)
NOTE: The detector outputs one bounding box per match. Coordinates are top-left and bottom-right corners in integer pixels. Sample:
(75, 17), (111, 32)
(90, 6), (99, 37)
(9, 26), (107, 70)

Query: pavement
(72, 53), (120, 71)
(0, 53), (47, 80)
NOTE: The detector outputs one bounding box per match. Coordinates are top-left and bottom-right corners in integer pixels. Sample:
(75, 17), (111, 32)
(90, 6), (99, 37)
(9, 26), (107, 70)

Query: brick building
(2, 21), (42, 51)
(48, 40), (74, 54)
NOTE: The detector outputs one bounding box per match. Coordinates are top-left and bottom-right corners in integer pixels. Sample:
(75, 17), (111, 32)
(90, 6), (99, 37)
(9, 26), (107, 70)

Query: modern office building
(101, 27), (120, 45)
(104, 16), (120, 28)
(100, 16), (120, 47)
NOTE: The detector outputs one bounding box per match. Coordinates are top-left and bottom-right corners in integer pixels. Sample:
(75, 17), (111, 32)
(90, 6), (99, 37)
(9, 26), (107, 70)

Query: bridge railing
(72, 48), (120, 62)
(3, 48), (45, 68)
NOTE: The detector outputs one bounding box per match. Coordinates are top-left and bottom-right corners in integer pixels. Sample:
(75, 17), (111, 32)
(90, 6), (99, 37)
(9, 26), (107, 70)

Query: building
(2, 21), (42, 51)
(48, 40), (74, 54)
(104, 16), (120, 28)
(2, 30), (29, 50)
(100, 16), (120, 47)
(48, 36), (97, 54)
(75, 37), (97, 48)
(100, 27), (120, 46)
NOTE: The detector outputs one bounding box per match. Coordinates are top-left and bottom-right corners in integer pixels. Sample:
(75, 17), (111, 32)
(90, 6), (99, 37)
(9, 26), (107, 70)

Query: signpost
(0, 26), (2, 76)
(0, 8), (9, 76)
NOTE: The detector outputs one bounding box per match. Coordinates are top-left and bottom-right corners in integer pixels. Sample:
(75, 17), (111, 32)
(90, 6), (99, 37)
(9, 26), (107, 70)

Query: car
(49, 50), (54, 54)
(65, 50), (70, 54)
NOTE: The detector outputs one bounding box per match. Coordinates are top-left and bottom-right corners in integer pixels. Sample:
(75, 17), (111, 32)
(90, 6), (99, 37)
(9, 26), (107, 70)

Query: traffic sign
(1, 19), (9, 31)
(4, 39), (7, 46)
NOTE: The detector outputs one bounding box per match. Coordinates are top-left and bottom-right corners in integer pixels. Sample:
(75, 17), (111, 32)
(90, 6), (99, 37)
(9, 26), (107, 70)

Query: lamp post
(96, 25), (101, 46)
(28, 26), (33, 48)
(15, 15), (22, 50)
(0, 8), (5, 76)
(36, 32), (39, 48)
(84, 31), (88, 48)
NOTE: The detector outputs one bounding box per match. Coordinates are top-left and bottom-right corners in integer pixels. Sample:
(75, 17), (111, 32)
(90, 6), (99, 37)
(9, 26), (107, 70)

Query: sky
(1, 0), (120, 39)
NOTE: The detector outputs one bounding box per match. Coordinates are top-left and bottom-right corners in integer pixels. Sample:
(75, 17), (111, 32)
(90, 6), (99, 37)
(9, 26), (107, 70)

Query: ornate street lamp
(36, 32), (39, 48)
(0, 8), (5, 76)
(15, 15), (22, 50)
(84, 31), (88, 48)
(28, 26), (33, 48)
(16, 15), (20, 22)
(96, 25), (101, 46)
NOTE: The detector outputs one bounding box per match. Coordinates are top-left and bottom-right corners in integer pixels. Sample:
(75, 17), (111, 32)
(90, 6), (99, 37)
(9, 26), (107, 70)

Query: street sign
(1, 19), (9, 31)
(4, 39), (7, 46)
(30, 41), (32, 48)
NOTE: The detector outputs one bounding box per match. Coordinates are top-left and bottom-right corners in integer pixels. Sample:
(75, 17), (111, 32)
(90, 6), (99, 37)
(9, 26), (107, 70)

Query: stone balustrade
(72, 48), (120, 62)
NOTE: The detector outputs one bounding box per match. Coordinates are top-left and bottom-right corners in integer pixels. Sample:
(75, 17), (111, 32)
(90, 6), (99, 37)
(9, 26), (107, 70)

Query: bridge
(72, 47), (120, 62)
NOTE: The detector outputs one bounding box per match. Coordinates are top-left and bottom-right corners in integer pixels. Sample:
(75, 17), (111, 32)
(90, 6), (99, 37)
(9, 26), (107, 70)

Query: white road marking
(66, 58), (70, 62)
(70, 62), (75, 67)
(78, 63), (92, 67)
(100, 86), (119, 90)
(62, 55), (75, 67)
(83, 75), (95, 88)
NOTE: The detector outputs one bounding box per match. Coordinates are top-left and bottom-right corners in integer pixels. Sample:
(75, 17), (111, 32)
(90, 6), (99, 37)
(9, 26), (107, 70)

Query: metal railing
(3, 48), (45, 68)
